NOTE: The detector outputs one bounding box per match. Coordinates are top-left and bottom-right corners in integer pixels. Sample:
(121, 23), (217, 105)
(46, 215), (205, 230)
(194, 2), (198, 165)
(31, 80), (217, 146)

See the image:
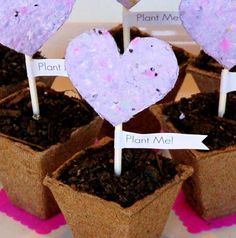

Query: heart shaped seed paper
(65, 29), (179, 126)
(180, 0), (236, 69)
(116, 0), (141, 9)
(0, 0), (75, 56)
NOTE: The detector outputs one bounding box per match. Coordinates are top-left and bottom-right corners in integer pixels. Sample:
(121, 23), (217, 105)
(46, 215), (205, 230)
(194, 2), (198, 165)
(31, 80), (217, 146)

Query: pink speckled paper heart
(180, 0), (236, 69)
(65, 29), (179, 126)
(116, 0), (141, 9)
(0, 0), (75, 56)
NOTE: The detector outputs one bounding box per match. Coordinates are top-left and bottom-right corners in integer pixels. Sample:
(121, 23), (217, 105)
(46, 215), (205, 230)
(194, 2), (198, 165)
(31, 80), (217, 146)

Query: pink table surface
(1, 188), (236, 235)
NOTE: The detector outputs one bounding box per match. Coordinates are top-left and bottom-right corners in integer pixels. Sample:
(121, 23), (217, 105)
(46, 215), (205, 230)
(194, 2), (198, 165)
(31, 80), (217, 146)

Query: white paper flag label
(123, 11), (181, 27)
(115, 131), (209, 150)
(221, 71), (236, 93)
(29, 59), (68, 77)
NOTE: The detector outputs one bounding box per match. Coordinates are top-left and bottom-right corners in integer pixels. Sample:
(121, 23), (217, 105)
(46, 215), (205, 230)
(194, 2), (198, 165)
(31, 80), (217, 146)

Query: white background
(43, 0), (196, 58)
(68, 0), (180, 22)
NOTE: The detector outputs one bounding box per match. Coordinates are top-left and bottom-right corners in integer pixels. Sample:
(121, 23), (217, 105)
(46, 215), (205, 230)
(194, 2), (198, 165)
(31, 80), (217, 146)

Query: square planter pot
(0, 87), (103, 219)
(98, 108), (161, 140)
(187, 64), (220, 93)
(0, 44), (55, 99)
(187, 50), (236, 92)
(151, 93), (236, 220)
(44, 137), (192, 238)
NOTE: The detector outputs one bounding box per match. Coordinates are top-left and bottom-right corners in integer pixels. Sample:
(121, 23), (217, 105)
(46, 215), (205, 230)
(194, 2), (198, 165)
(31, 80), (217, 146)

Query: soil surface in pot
(0, 87), (96, 151)
(109, 25), (190, 66)
(192, 50), (236, 73)
(163, 91), (236, 150)
(59, 141), (177, 208)
(0, 44), (43, 87)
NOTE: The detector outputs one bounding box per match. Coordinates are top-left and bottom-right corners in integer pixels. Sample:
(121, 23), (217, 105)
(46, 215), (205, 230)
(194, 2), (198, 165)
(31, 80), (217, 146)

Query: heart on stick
(65, 29), (179, 126)
(116, 0), (141, 9)
(180, 0), (236, 69)
(0, 0), (75, 56)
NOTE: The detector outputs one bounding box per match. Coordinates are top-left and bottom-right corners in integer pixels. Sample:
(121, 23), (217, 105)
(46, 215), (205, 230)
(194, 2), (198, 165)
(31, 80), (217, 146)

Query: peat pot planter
(187, 50), (236, 92)
(0, 45), (55, 100)
(151, 92), (236, 219)
(44, 138), (192, 238)
(0, 86), (103, 219)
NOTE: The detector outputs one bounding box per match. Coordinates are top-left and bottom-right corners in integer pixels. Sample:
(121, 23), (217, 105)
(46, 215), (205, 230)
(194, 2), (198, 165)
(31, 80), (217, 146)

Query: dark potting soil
(0, 87), (96, 151)
(109, 25), (190, 66)
(163, 91), (236, 151)
(59, 141), (177, 208)
(109, 25), (150, 54)
(193, 50), (236, 74)
(172, 46), (190, 67)
(0, 44), (43, 87)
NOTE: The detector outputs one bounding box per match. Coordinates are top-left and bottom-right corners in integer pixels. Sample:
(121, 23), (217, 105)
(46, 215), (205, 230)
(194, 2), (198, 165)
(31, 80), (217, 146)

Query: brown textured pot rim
(0, 86), (101, 156)
(45, 137), (193, 216)
(0, 75), (55, 88)
(151, 103), (236, 160)
(186, 63), (220, 80)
